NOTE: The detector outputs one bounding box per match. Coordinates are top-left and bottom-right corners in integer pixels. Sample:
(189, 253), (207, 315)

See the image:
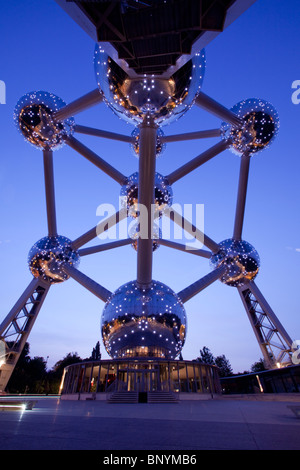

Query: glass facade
(61, 359), (221, 396)
(220, 365), (300, 395)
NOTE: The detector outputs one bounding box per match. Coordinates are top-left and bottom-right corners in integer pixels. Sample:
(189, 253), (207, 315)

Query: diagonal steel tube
(164, 207), (220, 254)
(65, 136), (127, 185)
(166, 139), (230, 185)
(43, 149), (58, 237)
(62, 263), (112, 302)
(75, 124), (133, 143)
(178, 265), (226, 303)
(53, 89), (103, 121)
(0, 278), (49, 335)
(136, 117), (157, 289)
(72, 210), (128, 250)
(248, 281), (293, 349)
(233, 152), (251, 240)
(78, 238), (132, 256)
(161, 128), (221, 143)
(157, 238), (211, 259)
(195, 91), (242, 127)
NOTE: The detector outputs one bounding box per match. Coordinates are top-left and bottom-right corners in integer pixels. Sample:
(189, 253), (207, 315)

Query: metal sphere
(94, 44), (206, 126)
(14, 91), (75, 150)
(221, 98), (279, 155)
(120, 172), (173, 218)
(101, 280), (187, 359)
(28, 235), (80, 283)
(129, 222), (161, 252)
(131, 126), (166, 157)
(210, 239), (260, 287)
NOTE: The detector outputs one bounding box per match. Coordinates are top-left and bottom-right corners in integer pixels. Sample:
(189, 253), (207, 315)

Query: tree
(196, 346), (233, 377)
(215, 354), (233, 377)
(7, 343), (48, 393)
(197, 346), (215, 365)
(90, 341), (101, 361)
(46, 352), (83, 394)
(250, 358), (266, 373)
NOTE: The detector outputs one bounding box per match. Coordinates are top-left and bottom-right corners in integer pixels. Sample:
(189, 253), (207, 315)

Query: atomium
(28, 236), (80, 284)
(120, 172), (173, 218)
(0, 21), (294, 394)
(14, 91), (75, 150)
(221, 98), (280, 156)
(210, 239), (260, 287)
(94, 45), (206, 126)
(101, 280), (187, 359)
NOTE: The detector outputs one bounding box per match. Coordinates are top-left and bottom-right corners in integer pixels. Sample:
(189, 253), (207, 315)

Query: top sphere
(94, 45), (206, 126)
(221, 98), (279, 156)
(14, 91), (75, 150)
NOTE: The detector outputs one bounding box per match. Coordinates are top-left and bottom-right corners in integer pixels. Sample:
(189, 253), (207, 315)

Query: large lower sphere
(210, 239), (260, 287)
(101, 280), (187, 359)
(28, 235), (80, 283)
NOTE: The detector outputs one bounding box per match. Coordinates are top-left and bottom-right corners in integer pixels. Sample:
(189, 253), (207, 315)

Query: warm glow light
(256, 375), (264, 393)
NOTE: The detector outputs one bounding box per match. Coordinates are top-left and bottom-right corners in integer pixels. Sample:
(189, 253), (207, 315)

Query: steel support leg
(0, 278), (50, 391)
(238, 282), (293, 369)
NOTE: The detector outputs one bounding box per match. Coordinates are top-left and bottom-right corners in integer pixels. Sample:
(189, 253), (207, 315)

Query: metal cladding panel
(72, 0), (234, 75)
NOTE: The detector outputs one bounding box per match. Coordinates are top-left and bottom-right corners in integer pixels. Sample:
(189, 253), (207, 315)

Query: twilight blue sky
(0, 0), (299, 372)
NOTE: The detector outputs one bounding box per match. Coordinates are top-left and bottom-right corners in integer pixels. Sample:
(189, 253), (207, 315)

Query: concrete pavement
(0, 396), (299, 450)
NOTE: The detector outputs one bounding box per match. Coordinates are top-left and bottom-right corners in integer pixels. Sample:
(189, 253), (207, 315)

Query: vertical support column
(43, 148), (57, 237)
(136, 116), (157, 289)
(233, 152), (251, 240)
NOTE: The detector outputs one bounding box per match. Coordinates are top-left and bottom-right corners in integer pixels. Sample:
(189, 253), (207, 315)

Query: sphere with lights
(28, 235), (80, 283)
(131, 126), (166, 158)
(129, 221), (161, 252)
(101, 280), (187, 359)
(94, 44), (206, 126)
(14, 91), (75, 150)
(210, 239), (260, 287)
(120, 172), (173, 218)
(221, 98), (279, 156)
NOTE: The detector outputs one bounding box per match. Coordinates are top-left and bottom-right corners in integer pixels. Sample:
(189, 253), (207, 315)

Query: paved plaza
(0, 396), (300, 451)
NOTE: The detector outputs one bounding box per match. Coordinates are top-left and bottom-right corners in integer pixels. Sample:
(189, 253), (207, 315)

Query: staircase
(107, 390), (179, 403)
(147, 391), (179, 403)
(107, 391), (139, 404)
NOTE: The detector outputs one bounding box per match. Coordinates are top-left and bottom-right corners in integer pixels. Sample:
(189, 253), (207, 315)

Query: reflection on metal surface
(129, 222), (161, 253)
(14, 91), (75, 150)
(0, 340), (6, 368)
(101, 280), (187, 359)
(94, 45), (206, 126)
(28, 236), (80, 283)
(221, 98), (279, 156)
(120, 172), (173, 218)
(131, 126), (166, 157)
(210, 239), (260, 287)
